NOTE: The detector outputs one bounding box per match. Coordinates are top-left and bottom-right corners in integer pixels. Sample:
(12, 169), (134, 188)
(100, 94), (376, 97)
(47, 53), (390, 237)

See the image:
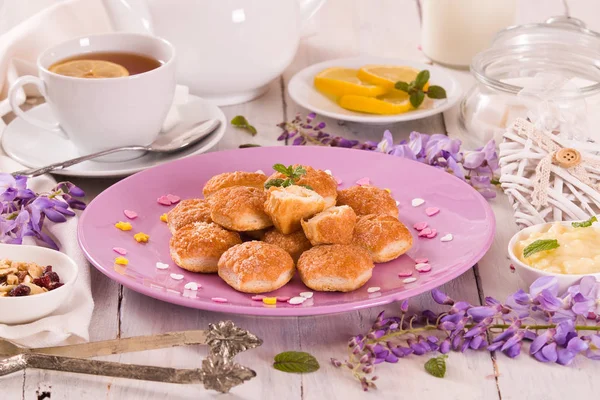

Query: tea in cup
(8, 33), (176, 161)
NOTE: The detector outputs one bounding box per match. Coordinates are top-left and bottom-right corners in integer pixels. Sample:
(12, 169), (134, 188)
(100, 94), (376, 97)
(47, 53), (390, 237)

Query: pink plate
(78, 146), (495, 316)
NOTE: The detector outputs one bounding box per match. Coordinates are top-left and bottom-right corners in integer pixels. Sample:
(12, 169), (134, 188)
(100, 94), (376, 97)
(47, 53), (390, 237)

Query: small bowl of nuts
(0, 243), (78, 324)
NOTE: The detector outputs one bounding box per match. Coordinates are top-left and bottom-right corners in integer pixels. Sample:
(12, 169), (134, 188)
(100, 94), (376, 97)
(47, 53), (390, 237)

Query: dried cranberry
(49, 282), (64, 291)
(45, 271), (60, 283)
(33, 275), (52, 289)
(8, 284), (30, 297)
(16, 270), (27, 282)
(44, 265), (53, 273)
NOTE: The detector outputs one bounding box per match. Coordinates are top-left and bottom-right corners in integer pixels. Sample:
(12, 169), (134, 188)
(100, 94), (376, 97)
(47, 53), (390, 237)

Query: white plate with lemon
(287, 57), (462, 125)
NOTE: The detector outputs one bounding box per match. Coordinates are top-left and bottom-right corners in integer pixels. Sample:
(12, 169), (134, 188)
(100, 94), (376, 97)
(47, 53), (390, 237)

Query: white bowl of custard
(508, 220), (600, 292)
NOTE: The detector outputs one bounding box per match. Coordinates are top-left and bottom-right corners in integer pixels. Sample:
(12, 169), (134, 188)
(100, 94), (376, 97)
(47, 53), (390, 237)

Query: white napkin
(0, 156), (93, 348)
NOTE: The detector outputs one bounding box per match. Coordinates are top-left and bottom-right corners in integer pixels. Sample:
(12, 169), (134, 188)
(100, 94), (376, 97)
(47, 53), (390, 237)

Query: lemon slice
(314, 67), (388, 97)
(357, 65), (424, 90)
(49, 60), (129, 78)
(338, 91), (414, 115)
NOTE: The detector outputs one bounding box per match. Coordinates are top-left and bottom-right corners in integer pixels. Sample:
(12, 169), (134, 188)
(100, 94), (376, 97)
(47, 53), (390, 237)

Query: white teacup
(8, 33), (176, 161)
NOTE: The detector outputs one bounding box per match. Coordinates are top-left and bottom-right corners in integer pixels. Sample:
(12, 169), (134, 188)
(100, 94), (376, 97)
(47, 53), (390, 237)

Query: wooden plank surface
(2, 0), (599, 399)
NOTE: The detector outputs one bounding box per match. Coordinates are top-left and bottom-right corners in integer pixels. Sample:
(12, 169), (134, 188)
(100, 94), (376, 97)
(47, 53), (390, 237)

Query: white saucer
(287, 56), (462, 125)
(2, 95), (226, 178)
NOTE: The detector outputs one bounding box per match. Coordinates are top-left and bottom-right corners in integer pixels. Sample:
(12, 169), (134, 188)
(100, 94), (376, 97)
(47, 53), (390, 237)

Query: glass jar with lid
(460, 17), (600, 144)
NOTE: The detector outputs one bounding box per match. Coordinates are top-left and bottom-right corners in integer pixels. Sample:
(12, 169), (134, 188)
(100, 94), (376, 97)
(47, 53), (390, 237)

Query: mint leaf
(427, 85), (447, 99)
(273, 351), (320, 373)
(395, 81), (409, 92)
(523, 239), (560, 258)
(410, 91), (425, 108)
(230, 115), (257, 136)
(300, 184), (313, 190)
(281, 178), (293, 188)
(415, 70), (430, 89)
(264, 178), (285, 189)
(572, 216), (597, 228)
(273, 164), (290, 175)
(424, 355), (447, 378)
(291, 165), (307, 180)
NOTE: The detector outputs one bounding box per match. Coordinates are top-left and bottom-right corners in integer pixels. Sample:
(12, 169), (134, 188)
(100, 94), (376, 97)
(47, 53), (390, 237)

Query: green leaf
(273, 351), (320, 373)
(291, 165), (307, 179)
(281, 178), (293, 188)
(230, 115), (257, 136)
(394, 81), (410, 92)
(424, 355), (447, 378)
(264, 178), (285, 189)
(273, 164), (290, 176)
(426, 85), (447, 99)
(239, 143), (261, 148)
(415, 70), (430, 89)
(230, 115), (249, 127)
(572, 215), (598, 228)
(300, 184), (314, 190)
(523, 239), (560, 258)
(410, 91), (425, 108)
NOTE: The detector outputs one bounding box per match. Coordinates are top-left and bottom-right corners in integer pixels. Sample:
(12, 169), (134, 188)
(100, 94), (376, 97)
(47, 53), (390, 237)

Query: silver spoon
(12, 119), (221, 178)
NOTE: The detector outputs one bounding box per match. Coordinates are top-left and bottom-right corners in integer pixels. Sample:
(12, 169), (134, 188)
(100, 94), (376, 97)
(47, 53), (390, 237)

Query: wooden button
(554, 148), (581, 168)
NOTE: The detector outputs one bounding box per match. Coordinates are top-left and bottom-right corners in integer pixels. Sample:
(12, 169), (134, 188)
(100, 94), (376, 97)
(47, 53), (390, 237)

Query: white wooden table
(4, 0), (600, 398)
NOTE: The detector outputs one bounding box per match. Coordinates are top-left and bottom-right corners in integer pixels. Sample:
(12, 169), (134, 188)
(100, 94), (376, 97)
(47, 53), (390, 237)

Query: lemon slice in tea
(49, 60), (129, 78)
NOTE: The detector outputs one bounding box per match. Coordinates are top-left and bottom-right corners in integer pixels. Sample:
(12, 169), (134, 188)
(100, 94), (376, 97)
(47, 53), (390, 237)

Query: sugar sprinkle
(157, 196), (172, 206)
(402, 277), (417, 284)
(300, 291), (314, 299)
(170, 273), (184, 280)
(288, 296), (306, 305)
(263, 297), (277, 305)
(123, 209), (138, 219)
(425, 207), (440, 216)
(411, 198), (425, 207)
(184, 282), (200, 291)
(426, 229), (438, 239)
(367, 286), (381, 293)
(112, 247), (127, 255)
(398, 271), (413, 277)
(211, 297), (228, 303)
(355, 177), (370, 186)
(415, 257), (428, 264)
(251, 295), (265, 301)
(415, 263), (432, 273)
(441, 233), (454, 242)
(156, 262), (169, 270)
(277, 296), (291, 302)
(166, 194), (181, 204)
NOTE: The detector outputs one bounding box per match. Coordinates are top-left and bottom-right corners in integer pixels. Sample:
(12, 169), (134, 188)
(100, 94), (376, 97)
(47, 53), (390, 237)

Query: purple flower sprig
(277, 113), (377, 150)
(331, 276), (600, 391)
(277, 113), (500, 199)
(0, 174), (86, 250)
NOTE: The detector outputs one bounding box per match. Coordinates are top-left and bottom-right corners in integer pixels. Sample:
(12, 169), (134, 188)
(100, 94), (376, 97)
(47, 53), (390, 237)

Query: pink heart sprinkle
(415, 257), (428, 264)
(426, 229), (438, 239)
(251, 295), (265, 301)
(123, 210), (138, 219)
(415, 263), (432, 272)
(157, 196), (172, 206)
(335, 177), (343, 186)
(425, 207), (440, 217)
(398, 271), (413, 277)
(211, 297), (228, 303)
(112, 247), (127, 255)
(166, 194), (180, 204)
(277, 296), (291, 302)
(418, 228), (432, 237)
(355, 177), (370, 186)
(413, 222), (428, 231)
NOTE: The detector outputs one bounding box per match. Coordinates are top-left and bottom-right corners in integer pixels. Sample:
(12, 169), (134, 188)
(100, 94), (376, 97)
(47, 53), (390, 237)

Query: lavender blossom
(335, 275), (600, 391)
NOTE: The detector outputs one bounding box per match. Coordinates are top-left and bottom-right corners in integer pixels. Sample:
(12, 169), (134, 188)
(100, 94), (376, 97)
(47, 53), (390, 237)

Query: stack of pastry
(167, 165), (413, 294)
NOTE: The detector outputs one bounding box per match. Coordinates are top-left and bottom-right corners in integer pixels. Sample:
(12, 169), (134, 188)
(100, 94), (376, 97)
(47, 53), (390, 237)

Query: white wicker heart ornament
(499, 118), (600, 227)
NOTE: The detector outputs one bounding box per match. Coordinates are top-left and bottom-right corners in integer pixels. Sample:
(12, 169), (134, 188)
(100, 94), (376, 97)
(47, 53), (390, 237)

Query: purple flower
(467, 306), (498, 322)
(584, 335), (600, 360)
(462, 140), (498, 173)
(534, 289), (563, 312)
(470, 175), (497, 199)
(530, 276), (559, 298)
(376, 130), (394, 154)
(432, 289), (454, 305)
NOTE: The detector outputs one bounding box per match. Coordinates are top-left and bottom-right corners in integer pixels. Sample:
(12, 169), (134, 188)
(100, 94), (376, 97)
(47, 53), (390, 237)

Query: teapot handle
(298, 0), (326, 37)
(102, 0), (154, 34)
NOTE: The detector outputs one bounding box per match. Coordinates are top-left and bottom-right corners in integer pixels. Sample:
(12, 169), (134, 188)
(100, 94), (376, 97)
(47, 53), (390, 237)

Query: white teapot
(101, 0), (325, 105)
